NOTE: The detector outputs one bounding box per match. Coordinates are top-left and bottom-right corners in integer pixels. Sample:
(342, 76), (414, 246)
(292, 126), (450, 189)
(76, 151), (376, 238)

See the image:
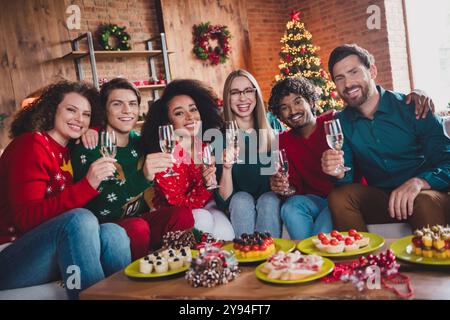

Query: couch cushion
(0, 242), (68, 300)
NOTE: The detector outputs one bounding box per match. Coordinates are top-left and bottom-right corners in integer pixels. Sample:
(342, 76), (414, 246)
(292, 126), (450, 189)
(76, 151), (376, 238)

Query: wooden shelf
(136, 84), (166, 90)
(63, 50), (174, 60)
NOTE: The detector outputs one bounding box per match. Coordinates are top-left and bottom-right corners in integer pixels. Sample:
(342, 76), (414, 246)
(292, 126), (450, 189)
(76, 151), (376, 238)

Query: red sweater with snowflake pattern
(0, 132), (98, 245)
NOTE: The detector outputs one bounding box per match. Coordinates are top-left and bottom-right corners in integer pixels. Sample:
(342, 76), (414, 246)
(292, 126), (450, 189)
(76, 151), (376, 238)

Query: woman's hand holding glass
(202, 144), (219, 190)
(142, 153), (174, 182)
(158, 125), (179, 177)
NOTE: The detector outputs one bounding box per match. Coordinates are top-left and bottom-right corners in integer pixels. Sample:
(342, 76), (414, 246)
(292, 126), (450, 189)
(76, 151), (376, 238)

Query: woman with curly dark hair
(140, 79), (235, 240)
(0, 80), (131, 299)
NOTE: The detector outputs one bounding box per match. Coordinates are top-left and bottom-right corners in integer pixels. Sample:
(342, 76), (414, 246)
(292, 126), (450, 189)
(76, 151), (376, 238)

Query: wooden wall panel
(160, 0), (251, 98)
(0, 0), (76, 148)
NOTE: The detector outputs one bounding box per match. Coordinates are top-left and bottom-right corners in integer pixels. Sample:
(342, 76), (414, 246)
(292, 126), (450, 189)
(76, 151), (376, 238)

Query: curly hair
(140, 79), (224, 155)
(10, 80), (101, 138)
(268, 77), (320, 117)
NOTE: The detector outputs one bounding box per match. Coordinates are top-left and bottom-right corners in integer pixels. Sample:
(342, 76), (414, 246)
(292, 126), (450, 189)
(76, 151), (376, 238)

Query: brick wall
(64, 0), (163, 112)
(62, 0), (412, 104)
(248, 0), (412, 99)
(245, 0), (288, 101)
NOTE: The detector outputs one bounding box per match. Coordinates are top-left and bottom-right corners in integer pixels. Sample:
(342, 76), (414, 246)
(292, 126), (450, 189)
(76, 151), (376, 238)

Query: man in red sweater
(267, 77), (434, 239)
(268, 77), (334, 239)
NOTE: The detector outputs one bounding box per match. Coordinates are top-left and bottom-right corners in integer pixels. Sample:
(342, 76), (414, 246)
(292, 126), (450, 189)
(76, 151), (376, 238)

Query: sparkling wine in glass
(277, 149), (295, 196)
(158, 125), (178, 177)
(202, 144), (219, 190)
(225, 120), (243, 164)
(100, 130), (117, 180)
(324, 119), (351, 174)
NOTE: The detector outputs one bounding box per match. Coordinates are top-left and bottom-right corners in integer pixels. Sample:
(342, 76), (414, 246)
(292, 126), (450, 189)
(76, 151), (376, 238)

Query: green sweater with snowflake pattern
(71, 131), (153, 223)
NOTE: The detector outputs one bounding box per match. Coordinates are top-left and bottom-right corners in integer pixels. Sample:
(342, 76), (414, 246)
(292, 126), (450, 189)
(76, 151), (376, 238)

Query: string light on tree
(275, 10), (343, 114)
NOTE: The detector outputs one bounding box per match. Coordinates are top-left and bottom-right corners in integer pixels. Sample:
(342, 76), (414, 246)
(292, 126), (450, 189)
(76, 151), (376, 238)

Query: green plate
(222, 238), (295, 263)
(255, 257), (335, 284)
(390, 236), (450, 266)
(297, 232), (385, 257)
(124, 250), (198, 279)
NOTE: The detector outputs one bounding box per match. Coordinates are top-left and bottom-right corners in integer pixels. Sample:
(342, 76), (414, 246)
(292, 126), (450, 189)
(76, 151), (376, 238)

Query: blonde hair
(223, 69), (274, 152)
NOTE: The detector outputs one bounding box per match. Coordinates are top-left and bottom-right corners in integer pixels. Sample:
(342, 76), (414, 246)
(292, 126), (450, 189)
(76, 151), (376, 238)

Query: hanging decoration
(192, 22), (231, 65)
(98, 24), (131, 51)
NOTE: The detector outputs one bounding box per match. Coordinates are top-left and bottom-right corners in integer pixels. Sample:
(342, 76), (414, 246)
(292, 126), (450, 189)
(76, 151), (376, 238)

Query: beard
(341, 84), (370, 108)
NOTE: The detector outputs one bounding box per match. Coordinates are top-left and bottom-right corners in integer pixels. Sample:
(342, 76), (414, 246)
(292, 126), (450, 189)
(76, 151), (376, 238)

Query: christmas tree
(276, 10), (343, 113)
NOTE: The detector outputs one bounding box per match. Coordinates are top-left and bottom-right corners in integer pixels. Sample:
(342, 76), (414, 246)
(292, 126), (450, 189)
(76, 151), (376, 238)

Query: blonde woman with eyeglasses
(215, 69), (285, 238)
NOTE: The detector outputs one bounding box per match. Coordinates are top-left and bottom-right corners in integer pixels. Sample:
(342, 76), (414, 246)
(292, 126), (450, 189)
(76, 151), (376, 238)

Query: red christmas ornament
(300, 47), (306, 55)
(289, 9), (301, 21)
(282, 67), (290, 75)
(330, 91), (338, 98)
(285, 54), (292, 62)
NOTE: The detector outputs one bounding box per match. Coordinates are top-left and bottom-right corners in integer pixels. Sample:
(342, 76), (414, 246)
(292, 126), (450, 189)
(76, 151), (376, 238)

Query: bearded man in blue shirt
(322, 44), (450, 232)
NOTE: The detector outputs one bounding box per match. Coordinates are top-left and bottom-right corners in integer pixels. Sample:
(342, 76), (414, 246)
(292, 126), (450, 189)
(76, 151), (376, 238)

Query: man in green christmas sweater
(72, 78), (194, 259)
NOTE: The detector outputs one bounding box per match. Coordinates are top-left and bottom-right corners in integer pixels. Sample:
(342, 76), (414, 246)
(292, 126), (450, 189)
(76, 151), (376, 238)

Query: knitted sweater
(0, 132), (98, 245)
(71, 131), (153, 223)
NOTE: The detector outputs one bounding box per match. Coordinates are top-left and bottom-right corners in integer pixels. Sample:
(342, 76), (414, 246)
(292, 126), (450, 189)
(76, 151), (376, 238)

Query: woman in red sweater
(140, 79), (235, 240)
(0, 81), (131, 299)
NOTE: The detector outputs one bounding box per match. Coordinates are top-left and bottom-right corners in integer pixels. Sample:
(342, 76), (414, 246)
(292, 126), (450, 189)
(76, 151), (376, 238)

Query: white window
(405, 0), (450, 112)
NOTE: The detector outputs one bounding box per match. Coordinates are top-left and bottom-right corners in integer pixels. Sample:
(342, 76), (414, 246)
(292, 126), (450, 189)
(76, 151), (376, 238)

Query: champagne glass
(100, 130), (117, 180)
(225, 120), (243, 164)
(277, 149), (295, 196)
(158, 125), (179, 177)
(324, 119), (351, 174)
(202, 144), (219, 190)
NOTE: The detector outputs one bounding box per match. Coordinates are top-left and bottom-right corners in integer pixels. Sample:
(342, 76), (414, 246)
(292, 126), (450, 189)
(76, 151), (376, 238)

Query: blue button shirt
(336, 86), (450, 190)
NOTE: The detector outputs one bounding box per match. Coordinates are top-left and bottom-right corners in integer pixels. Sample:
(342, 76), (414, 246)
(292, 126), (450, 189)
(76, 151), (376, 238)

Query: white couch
(0, 243), (67, 300)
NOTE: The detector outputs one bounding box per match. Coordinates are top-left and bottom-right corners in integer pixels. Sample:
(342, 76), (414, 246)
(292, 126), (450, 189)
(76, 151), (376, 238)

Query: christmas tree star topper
(289, 9), (301, 21)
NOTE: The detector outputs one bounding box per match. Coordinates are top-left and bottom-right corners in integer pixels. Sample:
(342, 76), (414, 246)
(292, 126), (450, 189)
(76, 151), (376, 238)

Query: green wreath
(193, 22), (231, 65)
(98, 24), (131, 51)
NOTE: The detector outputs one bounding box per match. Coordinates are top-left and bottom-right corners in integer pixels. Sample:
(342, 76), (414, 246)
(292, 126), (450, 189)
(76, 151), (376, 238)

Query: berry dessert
(411, 225), (450, 259)
(259, 249), (324, 281)
(138, 247), (192, 274)
(185, 246), (240, 287)
(232, 232), (276, 259)
(312, 229), (370, 254)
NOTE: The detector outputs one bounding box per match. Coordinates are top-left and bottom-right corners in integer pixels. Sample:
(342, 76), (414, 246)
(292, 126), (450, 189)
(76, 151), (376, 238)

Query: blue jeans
(229, 191), (281, 238)
(281, 195), (333, 240)
(0, 208), (131, 299)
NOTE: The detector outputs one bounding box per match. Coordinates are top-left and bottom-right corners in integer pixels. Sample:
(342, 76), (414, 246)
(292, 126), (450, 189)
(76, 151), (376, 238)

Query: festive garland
(98, 24), (131, 51)
(193, 22), (231, 65)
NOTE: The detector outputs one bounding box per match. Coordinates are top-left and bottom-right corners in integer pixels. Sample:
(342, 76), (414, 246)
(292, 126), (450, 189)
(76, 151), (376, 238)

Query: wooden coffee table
(80, 239), (450, 300)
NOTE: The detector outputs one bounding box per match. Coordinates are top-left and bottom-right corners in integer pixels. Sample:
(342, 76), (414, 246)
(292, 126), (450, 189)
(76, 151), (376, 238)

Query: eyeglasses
(229, 88), (257, 100)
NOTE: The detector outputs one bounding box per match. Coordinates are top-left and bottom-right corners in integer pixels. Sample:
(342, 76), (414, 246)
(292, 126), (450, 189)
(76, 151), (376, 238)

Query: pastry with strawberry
(312, 229), (370, 254)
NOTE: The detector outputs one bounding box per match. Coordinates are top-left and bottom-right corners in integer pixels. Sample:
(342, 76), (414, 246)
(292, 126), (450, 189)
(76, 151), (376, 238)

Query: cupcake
(168, 257), (184, 270)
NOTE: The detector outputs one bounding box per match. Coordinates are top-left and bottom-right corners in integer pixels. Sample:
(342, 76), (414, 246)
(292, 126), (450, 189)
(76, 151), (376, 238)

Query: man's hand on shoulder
(405, 89), (435, 120)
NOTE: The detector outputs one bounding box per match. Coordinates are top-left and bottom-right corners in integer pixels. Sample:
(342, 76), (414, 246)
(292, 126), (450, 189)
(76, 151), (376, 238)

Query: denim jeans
(0, 208), (131, 299)
(281, 194), (333, 240)
(229, 191), (281, 238)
